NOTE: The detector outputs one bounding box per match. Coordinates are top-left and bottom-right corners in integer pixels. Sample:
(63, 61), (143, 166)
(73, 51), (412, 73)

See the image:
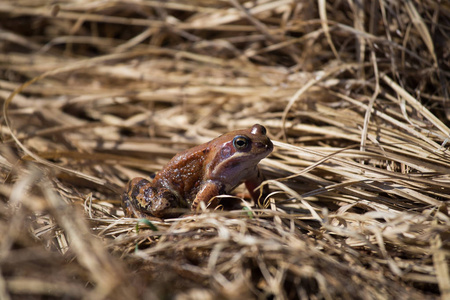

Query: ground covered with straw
(1, 0), (449, 299)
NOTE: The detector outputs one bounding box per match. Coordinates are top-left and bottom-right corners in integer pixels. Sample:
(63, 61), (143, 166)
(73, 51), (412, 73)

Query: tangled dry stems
(0, 0), (449, 299)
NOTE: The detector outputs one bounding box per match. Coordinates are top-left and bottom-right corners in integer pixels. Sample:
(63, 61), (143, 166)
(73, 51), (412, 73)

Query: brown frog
(122, 124), (273, 218)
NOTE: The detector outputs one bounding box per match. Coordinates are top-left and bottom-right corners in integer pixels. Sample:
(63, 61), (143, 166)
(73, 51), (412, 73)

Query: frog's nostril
(254, 142), (272, 151)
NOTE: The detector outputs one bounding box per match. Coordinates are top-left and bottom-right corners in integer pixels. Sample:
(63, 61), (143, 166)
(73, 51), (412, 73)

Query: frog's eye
(233, 135), (250, 151)
(251, 124), (267, 135)
(260, 126), (266, 135)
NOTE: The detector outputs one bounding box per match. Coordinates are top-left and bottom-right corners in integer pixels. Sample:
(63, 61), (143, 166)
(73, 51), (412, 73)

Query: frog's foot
(122, 177), (184, 218)
(191, 197), (221, 212)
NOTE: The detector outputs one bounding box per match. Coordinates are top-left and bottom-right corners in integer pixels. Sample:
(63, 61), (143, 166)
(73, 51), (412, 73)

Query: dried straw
(1, 0), (449, 299)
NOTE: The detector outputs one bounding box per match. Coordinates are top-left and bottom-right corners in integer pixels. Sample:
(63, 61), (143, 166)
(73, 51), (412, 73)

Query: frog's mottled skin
(122, 124), (273, 218)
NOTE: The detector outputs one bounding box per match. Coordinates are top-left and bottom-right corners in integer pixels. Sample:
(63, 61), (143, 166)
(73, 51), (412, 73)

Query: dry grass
(1, 0), (449, 299)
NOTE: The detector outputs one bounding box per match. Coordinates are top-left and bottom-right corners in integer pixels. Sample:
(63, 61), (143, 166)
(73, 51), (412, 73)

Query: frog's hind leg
(122, 177), (183, 218)
(122, 177), (152, 218)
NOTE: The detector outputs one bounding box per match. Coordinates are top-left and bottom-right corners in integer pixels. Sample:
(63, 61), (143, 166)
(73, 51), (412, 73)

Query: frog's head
(208, 124), (273, 180)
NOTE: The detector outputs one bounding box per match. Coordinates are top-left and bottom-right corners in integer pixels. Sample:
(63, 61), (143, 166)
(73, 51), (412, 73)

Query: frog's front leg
(122, 177), (184, 218)
(190, 180), (223, 211)
(244, 167), (269, 204)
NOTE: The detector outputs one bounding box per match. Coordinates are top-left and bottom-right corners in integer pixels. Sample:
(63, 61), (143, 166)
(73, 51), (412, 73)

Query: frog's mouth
(210, 148), (271, 181)
(231, 145), (272, 165)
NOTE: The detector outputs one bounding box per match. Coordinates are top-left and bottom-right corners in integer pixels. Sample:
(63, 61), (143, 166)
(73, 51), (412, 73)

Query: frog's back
(153, 144), (210, 201)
